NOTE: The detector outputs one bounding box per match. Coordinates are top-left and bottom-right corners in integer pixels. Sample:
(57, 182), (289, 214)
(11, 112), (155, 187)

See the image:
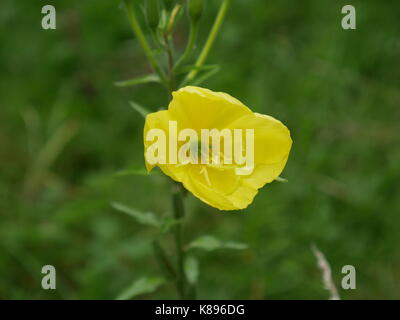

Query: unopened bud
(146, 0), (160, 29)
(163, 0), (175, 11)
(188, 0), (204, 22)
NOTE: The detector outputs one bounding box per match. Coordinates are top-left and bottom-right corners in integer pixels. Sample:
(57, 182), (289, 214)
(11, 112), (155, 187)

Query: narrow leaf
(116, 276), (164, 300)
(275, 176), (288, 183)
(187, 235), (220, 251)
(223, 241), (248, 250)
(187, 235), (248, 251)
(166, 4), (182, 34)
(184, 256), (199, 285)
(111, 202), (160, 227)
(158, 8), (169, 31)
(181, 65), (220, 87)
(160, 216), (183, 233)
(191, 65), (220, 86)
(114, 73), (160, 87)
(176, 64), (219, 75)
(129, 101), (150, 118)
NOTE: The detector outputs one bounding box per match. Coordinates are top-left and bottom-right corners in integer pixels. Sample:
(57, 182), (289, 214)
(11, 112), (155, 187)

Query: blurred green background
(1, 0), (399, 299)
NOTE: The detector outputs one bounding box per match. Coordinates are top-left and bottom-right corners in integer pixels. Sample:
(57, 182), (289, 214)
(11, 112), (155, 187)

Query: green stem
(172, 183), (186, 299)
(175, 20), (199, 69)
(123, 0), (167, 84)
(165, 29), (186, 298)
(184, 0), (231, 83)
(164, 33), (176, 99)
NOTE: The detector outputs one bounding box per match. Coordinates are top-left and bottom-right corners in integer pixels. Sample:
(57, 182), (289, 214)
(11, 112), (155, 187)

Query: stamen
(199, 166), (212, 186)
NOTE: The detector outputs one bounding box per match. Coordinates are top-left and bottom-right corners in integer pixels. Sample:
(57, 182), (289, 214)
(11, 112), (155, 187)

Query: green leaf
(116, 276), (164, 300)
(184, 256), (199, 285)
(175, 64), (219, 75)
(166, 4), (183, 35)
(223, 241), (248, 250)
(181, 65), (220, 87)
(160, 216), (182, 233)
(187, 235), (248, 251)
(111, 202), (161, 227)
(158, 8), (169, 31)
(191, 65), (220, 86)
(188, 235), (220, 251)
(114, 73), (160, 87)
(129, 101), (150, 118)
(145, 0), (160, 30)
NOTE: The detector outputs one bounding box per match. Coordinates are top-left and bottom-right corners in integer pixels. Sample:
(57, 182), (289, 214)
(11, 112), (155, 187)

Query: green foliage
(184, 256), (199, 285)
(1, 0), (399, 300)
(114, 74), (160, 87)
(111, 202), (161, 227)
(175, 64), (219, 75)
(188, 0), (204, 22)
(116, 276), (165, 300)
(129, 101), (150, 118)
(159, 217), (182, 233)
(145, 0), (160, 30)
(187, 235), (248, 251)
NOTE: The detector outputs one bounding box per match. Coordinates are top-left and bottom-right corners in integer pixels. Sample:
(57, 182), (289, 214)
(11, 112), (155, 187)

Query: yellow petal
(169, 86), (252, 130)
(228, 112), (292, 165)
(182, 167), (257, 210)
(142, 86), (292, 211)
(188, 165), (240, 196)
(143, 110), (187, 181)
(181, 111), (292, 210)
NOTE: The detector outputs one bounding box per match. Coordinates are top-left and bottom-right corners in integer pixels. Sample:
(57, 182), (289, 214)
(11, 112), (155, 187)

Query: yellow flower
(143, 86), (292, 211)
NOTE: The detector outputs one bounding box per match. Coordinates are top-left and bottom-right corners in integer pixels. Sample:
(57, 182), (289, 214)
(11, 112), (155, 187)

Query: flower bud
(146, 0), (160, 29)
(163, 0), (175, 11)
(188, 0), (204, 22)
